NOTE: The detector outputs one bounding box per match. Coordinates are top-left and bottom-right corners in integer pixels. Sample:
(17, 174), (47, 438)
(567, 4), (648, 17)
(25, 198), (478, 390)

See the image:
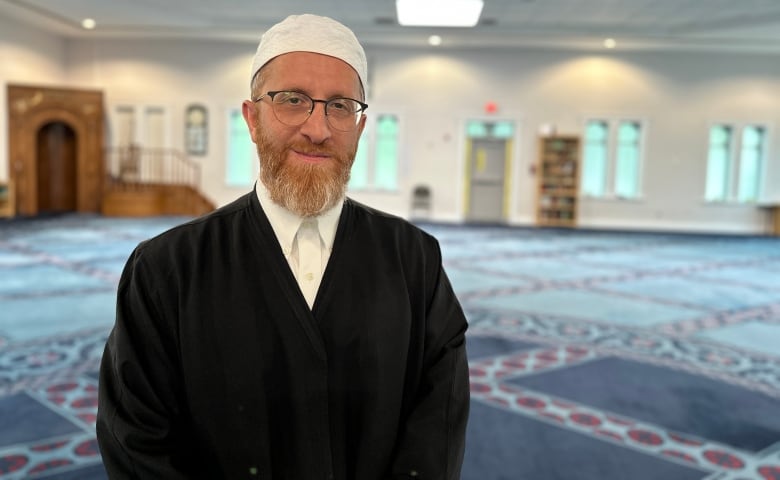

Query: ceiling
(3, 0), (780, 53)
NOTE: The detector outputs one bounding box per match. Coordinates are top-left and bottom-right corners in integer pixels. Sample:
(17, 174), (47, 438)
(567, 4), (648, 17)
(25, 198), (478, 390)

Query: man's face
(242, 51), (366, 217)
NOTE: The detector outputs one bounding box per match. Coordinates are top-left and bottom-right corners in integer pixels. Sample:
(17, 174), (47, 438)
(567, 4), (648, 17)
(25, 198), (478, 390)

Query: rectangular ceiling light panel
(396, 0), (484, 27)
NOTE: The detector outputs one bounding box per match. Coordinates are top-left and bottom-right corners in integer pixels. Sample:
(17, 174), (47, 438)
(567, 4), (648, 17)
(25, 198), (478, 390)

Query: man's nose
(299, 102), (331, 143)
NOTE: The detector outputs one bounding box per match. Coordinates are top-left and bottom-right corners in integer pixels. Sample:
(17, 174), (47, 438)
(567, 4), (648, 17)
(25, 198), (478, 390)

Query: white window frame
(108, 103), (171, 149)
(704, 121), (770, 204)
(581, 116), (646, 200)
(224, 106), (257, 188)
(348, 110), (403, 193)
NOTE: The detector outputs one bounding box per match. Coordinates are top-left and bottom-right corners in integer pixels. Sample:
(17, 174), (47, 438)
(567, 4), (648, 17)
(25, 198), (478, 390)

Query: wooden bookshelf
(536, 135), (580, 227)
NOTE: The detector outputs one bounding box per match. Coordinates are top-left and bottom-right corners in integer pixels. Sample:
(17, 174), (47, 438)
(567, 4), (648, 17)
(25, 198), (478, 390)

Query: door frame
(8, 85), (104, 216)
(459, 116), (520, 223)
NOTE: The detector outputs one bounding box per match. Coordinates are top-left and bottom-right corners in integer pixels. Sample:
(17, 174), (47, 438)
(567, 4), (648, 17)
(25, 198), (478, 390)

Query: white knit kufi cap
(250, 14), (367, 92)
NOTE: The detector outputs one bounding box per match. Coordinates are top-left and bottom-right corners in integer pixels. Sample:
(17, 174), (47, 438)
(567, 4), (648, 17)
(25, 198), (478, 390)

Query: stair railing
(104, 145), (202, 192)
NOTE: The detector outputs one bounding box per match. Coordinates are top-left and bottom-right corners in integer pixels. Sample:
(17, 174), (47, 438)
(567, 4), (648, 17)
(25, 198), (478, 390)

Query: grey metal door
(467, 138), (507, 222)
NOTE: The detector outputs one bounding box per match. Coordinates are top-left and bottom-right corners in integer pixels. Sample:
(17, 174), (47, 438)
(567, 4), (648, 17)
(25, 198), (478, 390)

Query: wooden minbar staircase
(101, 146), (215, 217)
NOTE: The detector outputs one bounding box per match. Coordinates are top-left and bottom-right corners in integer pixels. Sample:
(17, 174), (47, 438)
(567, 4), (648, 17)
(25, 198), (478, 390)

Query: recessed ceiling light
(397, 0), (484, 27)
(428, 35), (443, 46)
(604, 38), (617, 49)
(82, 18), (96, 30)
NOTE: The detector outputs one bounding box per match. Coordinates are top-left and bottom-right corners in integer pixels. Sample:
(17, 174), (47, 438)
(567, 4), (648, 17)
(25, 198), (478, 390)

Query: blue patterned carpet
(1, 215), (779, 479)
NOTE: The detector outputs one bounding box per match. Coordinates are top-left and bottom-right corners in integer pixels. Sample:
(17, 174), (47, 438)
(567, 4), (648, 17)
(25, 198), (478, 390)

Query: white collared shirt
(255, 181), (343, 309)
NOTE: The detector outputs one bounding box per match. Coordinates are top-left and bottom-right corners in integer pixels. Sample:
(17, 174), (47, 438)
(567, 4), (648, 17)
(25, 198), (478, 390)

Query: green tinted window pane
(582, 120), (608, 196)
(705, 125), (731, 201)
(582, 145), (606, 196)
(705, 150), (729, 200)
(615, 121), (641, 198)
(586, 120), (608, 141)
(467, 121), (488, 138)
(492, 121), (514, 138)
(710, 125), (730, 144)
(618, 122), (639, 142)
(225, 110), (255, 186)
(742, 126), (763, 148)
(349, 134), (370, 190)
(737, 126), (764, 202)
(377, 115), (399, 135)
(374, 115), (399, 190)
(737, 151), (760, 202)
(615, 146), (638, 197)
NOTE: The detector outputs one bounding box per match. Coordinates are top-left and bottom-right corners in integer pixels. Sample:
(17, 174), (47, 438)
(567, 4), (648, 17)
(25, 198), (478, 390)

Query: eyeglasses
(253, 90), (368, 132)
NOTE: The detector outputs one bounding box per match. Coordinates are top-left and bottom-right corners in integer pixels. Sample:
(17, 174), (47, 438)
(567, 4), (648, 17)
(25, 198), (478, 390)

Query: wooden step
(101, 184), (215, 217)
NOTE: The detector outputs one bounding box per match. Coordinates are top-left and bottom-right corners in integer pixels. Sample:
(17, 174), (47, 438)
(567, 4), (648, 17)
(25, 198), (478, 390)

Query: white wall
(0, 15), (67, 182)
(66, 37), (254, 205)
(365, 47), (780, 233)
(2, 24), (779, 234)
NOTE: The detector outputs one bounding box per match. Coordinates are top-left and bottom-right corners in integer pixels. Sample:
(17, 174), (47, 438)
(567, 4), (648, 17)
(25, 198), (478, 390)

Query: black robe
(97, 191), (469, 480)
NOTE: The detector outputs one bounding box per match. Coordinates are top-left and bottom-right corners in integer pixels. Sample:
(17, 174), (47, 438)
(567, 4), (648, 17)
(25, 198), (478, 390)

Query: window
(348, 114), (400, 191)
(374, 115), (400, 190)
(109, 104), (169, 182)
(144, 107), (167, 150)
(466, 120), (514, 140)
(466, 120), (489, 138)
(350, 121), (371, 190)
(225, 108), (257, 187)
(492, 121), (514, 139)
(738, 126), (764, 202)
(144, 107), (167, 180)
(705, 125), (732, 201)
(705, 124), (766, 203)
(615, 121), (641, 198)
(111, 104), (169, 150)
(582, 120), (608, 196)
(185, 104), (208, 156)
(224, 111), (400, 191)
(582, 119), (643, 199)
(114, 106), (135, 148)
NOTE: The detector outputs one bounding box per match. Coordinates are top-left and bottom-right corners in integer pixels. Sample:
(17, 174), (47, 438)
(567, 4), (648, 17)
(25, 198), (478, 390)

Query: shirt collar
(255, 181), (343, 254)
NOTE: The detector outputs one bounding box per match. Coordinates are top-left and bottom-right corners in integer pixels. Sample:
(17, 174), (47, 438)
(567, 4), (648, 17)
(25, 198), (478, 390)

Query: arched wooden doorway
(7, 85), (104, 216)
(37, 122), (78, 213)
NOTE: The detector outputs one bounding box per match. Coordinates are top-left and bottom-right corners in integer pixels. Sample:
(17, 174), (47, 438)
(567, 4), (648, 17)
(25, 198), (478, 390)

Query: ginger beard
(256, 127), (356, 217)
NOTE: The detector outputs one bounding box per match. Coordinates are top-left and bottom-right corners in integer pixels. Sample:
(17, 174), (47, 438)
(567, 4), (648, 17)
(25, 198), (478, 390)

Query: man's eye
(278, 93), (305, 106)
(329, 100), (348, 111)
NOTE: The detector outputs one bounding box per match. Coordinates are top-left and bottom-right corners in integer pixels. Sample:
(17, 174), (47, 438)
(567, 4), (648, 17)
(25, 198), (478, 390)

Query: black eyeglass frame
(252, 90), (368, 129)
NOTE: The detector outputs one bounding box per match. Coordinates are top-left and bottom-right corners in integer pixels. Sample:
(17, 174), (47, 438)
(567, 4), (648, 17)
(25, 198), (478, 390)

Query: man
(97, 14), (469, 480)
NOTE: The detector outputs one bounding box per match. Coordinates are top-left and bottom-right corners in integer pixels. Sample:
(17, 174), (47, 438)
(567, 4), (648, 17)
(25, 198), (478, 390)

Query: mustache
(287, 143), (339, 158)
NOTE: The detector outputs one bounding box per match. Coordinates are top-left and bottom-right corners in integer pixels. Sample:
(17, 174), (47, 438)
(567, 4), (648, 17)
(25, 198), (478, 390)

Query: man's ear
(241, 100), (260, 144)
(356, 113), (367, 138)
